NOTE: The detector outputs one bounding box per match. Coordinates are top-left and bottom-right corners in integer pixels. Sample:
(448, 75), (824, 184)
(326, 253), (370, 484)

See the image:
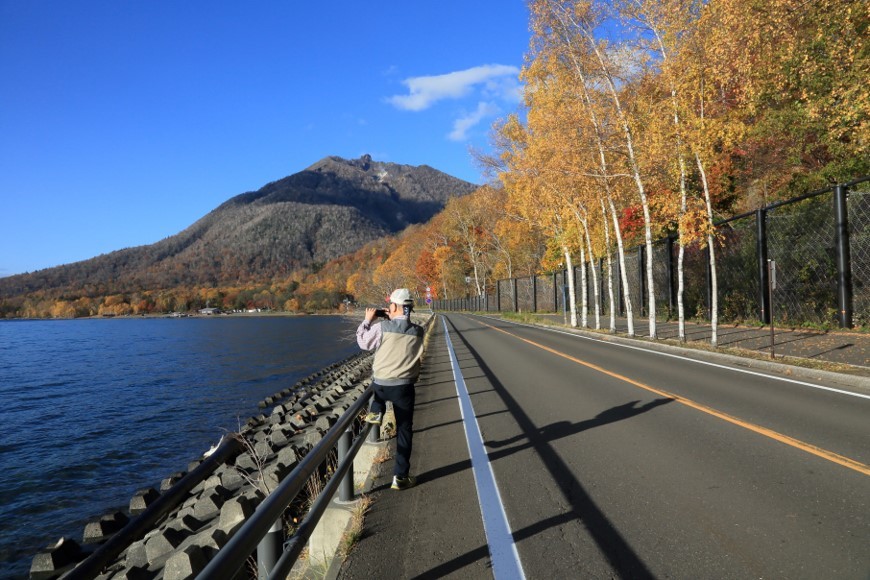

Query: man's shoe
(364, 412), (382, 425)
(391, 475), (417, 490)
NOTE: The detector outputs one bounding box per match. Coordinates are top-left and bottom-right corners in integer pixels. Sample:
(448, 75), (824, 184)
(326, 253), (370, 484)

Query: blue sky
(0, 1), (531, 277)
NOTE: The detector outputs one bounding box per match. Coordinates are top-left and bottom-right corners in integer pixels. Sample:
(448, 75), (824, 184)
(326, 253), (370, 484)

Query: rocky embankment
(30, 351), (377, 580)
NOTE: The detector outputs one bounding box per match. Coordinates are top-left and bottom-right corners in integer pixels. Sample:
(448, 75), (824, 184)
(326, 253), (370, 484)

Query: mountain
(0, 155), (478, 297)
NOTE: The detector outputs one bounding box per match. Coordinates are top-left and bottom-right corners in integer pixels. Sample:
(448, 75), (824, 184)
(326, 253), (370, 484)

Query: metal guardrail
(198, 384), (374, 579)
(268, 414), (375, 579)
(65, 437), (245, 580)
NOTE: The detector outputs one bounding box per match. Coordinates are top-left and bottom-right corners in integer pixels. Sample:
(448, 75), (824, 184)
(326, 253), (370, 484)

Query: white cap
(389, 288), (413, 305)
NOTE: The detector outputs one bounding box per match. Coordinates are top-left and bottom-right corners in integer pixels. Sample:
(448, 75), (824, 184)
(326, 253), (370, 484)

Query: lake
(0, 315), (361, 578)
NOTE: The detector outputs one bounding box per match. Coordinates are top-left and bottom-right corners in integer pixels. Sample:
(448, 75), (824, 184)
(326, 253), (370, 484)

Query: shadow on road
(485, 398), (673, 454)
(430, 316), (661, 579)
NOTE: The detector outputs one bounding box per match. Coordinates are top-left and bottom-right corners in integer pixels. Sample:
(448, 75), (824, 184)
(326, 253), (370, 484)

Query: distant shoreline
(1, 311), (357, 321)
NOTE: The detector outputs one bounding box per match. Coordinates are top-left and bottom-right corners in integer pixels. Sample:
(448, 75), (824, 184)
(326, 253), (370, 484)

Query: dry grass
(371, 442), (393, 465)
(339, 494), (373, 558)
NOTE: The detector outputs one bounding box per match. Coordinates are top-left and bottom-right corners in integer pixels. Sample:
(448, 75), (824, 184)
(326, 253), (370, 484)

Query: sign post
(768, 259), (776, 359)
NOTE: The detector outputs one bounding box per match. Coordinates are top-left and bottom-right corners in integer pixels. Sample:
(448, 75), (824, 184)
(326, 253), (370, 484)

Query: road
(341, 313), (870, 579)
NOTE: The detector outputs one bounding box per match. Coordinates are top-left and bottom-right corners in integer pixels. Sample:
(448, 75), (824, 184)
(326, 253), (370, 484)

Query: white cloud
(387, 64), (519, 111)
(449, 101), (499, 141)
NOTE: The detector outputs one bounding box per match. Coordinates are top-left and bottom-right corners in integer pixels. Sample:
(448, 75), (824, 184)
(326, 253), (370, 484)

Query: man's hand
(364, 307), (378, 323)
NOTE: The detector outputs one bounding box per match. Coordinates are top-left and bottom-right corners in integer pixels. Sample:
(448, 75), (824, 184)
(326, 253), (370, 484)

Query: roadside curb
(299, 430), (394, 580)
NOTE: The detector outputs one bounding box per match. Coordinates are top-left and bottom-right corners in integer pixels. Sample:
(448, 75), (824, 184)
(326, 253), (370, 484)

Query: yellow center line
(470, 317), (870, 477)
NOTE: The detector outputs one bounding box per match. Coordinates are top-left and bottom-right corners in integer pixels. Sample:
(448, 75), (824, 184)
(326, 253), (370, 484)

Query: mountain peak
(305, 154), (415, 176)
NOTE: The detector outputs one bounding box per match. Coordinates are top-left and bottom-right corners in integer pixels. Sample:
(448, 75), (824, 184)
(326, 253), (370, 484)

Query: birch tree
(526, 0), (637, 334)
(545, 0), (658, 337)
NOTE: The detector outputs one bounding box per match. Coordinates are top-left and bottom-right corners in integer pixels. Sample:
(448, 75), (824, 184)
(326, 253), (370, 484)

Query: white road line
(441, 317), (526, 580)
(478, 315), (870, 401)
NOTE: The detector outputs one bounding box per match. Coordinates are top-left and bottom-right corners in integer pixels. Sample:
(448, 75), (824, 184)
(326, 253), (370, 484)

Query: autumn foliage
(2, 0), (865, 321)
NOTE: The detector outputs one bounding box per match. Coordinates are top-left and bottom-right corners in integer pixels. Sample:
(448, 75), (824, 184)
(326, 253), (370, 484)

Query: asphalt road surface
(340, 313), (869, 579)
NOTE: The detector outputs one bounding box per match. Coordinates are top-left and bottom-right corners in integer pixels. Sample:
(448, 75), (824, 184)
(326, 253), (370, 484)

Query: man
(356, 288), (425, 490)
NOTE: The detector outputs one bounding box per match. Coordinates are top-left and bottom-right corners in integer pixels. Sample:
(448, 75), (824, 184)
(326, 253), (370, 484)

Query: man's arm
(356, 308), (382, 351)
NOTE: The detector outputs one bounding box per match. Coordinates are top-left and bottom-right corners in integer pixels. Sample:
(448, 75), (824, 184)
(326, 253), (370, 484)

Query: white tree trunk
(609, 197), (634, 336)
(677, 240), (686, 341)
(565, 5), (656, 338)
(633, 0), (691, 341)
(601, 198), (617, 333)
(564, 246), (578, 327)
(677, 157), (687, 342)
(582, 216), (601, 330)
(571, 204), (601, 330)
(542, 3), (630, 335)
(696, 152), (718, 346)
(472, 258), (483, 298)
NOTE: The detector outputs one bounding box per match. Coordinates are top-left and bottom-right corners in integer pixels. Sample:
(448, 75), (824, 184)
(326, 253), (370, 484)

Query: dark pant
(370, 383), (416, 477)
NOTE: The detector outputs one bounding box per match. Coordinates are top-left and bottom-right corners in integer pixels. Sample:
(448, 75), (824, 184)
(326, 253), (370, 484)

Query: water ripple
(0, 316), (359, 578)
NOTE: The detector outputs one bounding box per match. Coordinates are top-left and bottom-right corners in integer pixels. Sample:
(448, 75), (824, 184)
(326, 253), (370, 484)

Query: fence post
(564, 268), (569, 316)
(705, 246), (712, 320)
(513, 278), (519, 312)
(562, 268), (577, 318)
(756, 209), (770, 324)
(599, 258), (605, 313)
(553, 271), (558, 311)
(638, 247), (646, 317)
(834, 183), (853, 328)
(497, 281), (501, 312)
(617, 256), (624, 316)
(666, 235), (676, 317)
(532, 275), (537, 312)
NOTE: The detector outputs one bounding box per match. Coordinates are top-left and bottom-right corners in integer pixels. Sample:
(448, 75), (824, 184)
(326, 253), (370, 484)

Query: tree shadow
(432, 315), (662, 579)
(485, 399), (673, 457)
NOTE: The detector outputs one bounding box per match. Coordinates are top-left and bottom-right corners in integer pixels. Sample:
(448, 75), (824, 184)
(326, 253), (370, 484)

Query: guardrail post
(367, 423), (380, 442)
(338, 428), (354, 502)
(834, 183), (853, 328)
(257, 519), (282, 579)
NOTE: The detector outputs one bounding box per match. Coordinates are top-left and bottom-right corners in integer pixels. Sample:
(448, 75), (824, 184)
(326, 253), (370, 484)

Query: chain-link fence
(497, 278), (515, 312)
(536, 273), (558, 312)
(716, 214), (759, 322)
(652, 239), (672, 318)
(849, 186), (869, 328)
(767, 193), (837, 325)
(436, 178), (868, 330)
